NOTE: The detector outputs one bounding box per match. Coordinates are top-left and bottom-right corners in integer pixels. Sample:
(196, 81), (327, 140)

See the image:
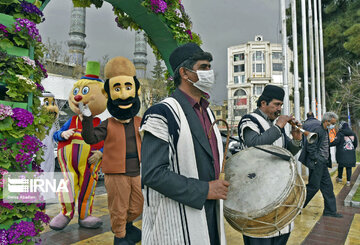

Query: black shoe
(114, 236), (135, 245)
(323, 212), (343, 218)
(126, 222), (141, 243)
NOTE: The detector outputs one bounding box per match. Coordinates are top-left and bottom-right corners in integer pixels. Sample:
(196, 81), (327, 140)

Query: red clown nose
(74, 95), (83, 102)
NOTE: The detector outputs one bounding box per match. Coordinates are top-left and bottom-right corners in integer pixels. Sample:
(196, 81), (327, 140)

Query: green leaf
(0, 117), (13, 131)
(0, 218), (14, 227)
(0, 0), (19, 5)
(0, 160), (11, 169)
(8, 128), (25, 138)
(13, 36), (26, 47)
(0, 39), (14, 49)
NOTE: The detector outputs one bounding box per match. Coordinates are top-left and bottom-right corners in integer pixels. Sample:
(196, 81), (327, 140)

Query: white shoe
(336, 177), (342, 183)
(346, 181), (351, 187)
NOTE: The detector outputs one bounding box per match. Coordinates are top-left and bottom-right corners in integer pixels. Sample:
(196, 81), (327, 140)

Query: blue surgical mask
(327, 124), (335, 130)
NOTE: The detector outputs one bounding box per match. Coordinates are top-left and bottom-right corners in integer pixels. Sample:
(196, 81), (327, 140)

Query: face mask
(186, 69), (215, 94)
(327, 124), (335, 130)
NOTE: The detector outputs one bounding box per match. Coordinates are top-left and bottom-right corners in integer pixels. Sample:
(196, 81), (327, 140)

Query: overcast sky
(38, 0), (288, 104)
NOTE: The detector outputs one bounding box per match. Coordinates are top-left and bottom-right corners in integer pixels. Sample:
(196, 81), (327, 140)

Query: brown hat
(104, 56), (136, 79)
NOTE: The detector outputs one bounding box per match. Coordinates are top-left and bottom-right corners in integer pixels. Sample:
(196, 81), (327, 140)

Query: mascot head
(41, 92), (59, 119)
(103, 57), (141, 120)
(68, 61), (107, 116)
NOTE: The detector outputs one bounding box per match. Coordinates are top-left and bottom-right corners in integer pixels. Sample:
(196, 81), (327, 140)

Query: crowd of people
(48, 43), (358, 245)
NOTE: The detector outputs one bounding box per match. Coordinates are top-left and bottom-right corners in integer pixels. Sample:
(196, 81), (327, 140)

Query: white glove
(79, 102), (91, 117)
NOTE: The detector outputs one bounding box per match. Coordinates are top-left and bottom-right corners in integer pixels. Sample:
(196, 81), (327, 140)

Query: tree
(287, 0), (360, 118)
(98, 54), (110, 79)
(43, 38), (83, 78)
(140, 59), (167, 111)
(328, 64), (360, 122)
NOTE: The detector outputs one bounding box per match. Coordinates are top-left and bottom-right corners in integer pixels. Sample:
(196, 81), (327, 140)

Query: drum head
(224, 145), (295, 218)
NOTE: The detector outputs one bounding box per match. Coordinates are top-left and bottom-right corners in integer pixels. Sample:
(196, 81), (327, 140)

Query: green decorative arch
(40, 0), (200, 75)
(105, 0), (178, 73)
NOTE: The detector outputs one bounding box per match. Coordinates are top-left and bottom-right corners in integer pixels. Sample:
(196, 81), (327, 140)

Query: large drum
(224, 145), (306, 237)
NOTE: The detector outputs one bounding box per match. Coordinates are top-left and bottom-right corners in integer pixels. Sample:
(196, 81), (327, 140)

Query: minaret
(67, 6), (86, 66)
(133, 30), (148, 79)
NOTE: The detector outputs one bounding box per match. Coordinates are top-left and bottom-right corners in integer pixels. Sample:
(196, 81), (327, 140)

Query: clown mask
(42, 95), (59, 119)
(69, 79), (107, 117)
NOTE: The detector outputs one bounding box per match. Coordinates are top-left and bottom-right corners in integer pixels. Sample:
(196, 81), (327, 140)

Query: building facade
(209, 100), (228, 132)
(227, 35), (294, 130)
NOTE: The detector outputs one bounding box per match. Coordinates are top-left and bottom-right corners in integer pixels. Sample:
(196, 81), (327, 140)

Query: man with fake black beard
(81, 57), (144, 245)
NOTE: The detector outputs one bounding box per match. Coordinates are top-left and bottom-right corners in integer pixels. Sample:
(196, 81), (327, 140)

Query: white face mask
(327, 124), (335, 130)
(186, 69), (215, 94)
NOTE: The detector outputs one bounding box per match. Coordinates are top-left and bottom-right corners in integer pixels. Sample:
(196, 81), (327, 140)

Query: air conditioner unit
(255, 35), (263, 42)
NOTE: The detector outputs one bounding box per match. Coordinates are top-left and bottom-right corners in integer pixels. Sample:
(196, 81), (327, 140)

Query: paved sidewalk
(40, 166), (360, 244)
(302, 165), (360, 245)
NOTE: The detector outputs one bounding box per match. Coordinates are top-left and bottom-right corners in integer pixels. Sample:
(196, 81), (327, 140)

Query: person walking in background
(302, 111), (321, 132)
(299, 112), (343, 218)
(334, 122), (358, 187)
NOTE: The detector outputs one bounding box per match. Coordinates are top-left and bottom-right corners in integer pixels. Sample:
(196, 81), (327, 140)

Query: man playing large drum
(237, 85), (302, 245)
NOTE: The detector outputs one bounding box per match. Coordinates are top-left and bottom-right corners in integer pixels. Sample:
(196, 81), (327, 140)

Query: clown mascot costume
(80, 57), (143, 245)
(50, 61), (107, 230)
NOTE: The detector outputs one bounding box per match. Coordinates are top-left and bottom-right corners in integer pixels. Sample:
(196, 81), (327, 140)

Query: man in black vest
(238, 85), (302, 245)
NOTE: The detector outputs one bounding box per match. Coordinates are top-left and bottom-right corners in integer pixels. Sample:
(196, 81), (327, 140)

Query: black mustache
(111, 97), (137, 106)
(274, 111), (281, 117)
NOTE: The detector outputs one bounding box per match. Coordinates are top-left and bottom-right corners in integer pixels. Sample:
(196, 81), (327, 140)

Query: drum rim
(224, 172), (306, 237)
(224, 145), (296, 218)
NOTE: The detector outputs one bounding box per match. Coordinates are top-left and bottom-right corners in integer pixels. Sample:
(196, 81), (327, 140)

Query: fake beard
(107, 96), (140, 120)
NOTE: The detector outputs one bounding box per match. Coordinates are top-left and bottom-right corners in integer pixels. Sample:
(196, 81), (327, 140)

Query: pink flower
(150, 0), (167, 13)
(0, 104), (13, 120)
(185, 29), (193, 39)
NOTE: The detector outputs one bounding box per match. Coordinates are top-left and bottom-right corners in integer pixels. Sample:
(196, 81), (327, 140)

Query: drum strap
(254, 146), (291, 161)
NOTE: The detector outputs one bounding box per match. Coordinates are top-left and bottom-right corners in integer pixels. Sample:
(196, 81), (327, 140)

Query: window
(272, 52), (282, 60)
(240, 75), (245, 83)
(272, 63), (282, 72)
(234, 89), (246, 97)
(234, 53), (245, 62)
(234, 64), (245, 73)
(234, 98), (247, 106)
(253, 85), (263, 95)
(234, 75), (245, 84)
(216, 110), (221, 116)
(252, 64), (266, 73)
(252, 51), (264, 61)
(233, 89), (247, 107)
(234, 76), (239, 84)
(234, 109), (247, 117)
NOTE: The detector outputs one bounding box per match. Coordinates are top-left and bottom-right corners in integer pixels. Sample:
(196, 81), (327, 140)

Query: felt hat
(42, 91), (54, 97)
(104, 57), (136, 79)
(169, 43), (204, 72)
(261, 85), (285, 101)
(80, 61), (103, 82)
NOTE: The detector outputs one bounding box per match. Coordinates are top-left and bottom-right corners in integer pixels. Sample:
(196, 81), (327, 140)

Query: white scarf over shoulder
(140, 97), (226, 245)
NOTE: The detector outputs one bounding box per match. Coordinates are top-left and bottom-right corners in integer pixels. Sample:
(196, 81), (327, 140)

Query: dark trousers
(243, 233), (290, 245)
(303, 162), (337, 214)
(338, 166), (352, 181)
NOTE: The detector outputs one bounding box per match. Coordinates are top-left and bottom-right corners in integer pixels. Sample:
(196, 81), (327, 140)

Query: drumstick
(208, 119), (230, 180)
(253, 146), (291, 161)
